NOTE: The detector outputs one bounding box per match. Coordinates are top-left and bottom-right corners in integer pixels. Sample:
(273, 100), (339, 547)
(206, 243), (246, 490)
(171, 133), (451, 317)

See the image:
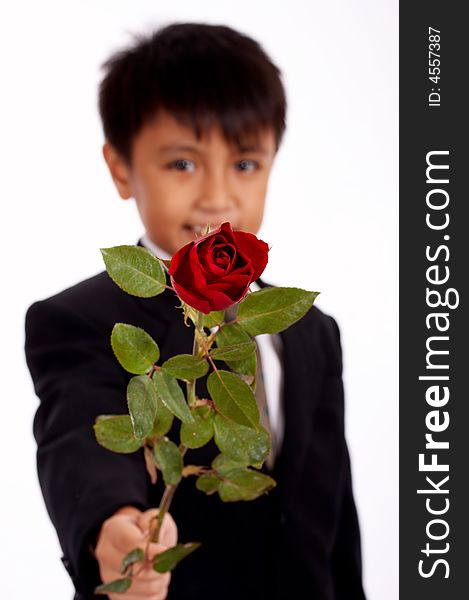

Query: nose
(196, 168), (235, 215)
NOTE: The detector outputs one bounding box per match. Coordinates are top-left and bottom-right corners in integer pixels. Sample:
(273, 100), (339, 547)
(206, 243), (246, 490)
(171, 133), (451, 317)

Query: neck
(140, 233), (172, 260)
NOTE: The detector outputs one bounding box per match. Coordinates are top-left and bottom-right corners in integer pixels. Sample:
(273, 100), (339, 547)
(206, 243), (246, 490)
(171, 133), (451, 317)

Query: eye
(168, 158), (196, 172)
(234, 159), (259, 172)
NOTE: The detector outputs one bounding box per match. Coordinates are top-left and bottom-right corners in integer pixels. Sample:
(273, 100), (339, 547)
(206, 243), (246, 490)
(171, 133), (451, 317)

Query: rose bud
(168, 222), (269, 314)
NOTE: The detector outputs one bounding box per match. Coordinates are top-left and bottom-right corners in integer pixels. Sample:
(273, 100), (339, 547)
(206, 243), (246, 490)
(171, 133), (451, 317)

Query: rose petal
(168, 241), (193, 276)
(226, 260), (254, 277)
(213, 274), (252, 290)
(233, 230), (269, 280)
(188, 245), (207, 288)
(203, 288), (238, 311)
(170, 277), (213, 313)
(170, 243), (210, 312)
(199, 240), (237, 278)
(210, 281), (251, 303)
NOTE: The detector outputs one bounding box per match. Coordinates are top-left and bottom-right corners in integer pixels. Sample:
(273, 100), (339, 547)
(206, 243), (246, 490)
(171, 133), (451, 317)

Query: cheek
(240, 185), (266, 225)
(152, 172), (197, 214)
(136, 173), (183, 223)
(237, 169), (270, 199)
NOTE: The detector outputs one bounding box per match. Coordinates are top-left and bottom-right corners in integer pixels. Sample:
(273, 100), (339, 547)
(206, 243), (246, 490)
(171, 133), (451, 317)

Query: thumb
(137, 509), (178, 547)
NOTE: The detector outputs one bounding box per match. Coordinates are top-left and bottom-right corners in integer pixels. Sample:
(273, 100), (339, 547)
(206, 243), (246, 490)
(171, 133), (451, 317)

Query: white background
(0, 1), (398, 598)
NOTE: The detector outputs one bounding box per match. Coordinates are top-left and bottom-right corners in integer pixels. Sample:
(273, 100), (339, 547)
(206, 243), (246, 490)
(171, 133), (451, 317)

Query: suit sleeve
(327, 316), (366, 600)
(24, 298), (152, 597)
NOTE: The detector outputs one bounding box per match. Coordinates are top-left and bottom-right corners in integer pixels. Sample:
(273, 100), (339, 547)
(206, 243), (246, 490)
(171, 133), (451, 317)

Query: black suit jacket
(24, 241), (366, 600)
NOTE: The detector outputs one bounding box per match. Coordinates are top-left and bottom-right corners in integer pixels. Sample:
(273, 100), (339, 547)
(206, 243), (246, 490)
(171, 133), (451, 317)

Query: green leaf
(151, 394), (174, 437)
(152, 370), (194, 424)
(120, 547), (144, 574)
(216, 323), (256, 377)
(127, 375), (158, 439)
(180, 406), (215, 449)
(213, 415), (270, 467)
(237, 287), (319, 335)
(95, 577), (132, 594)
(203, 310), (225, 328)
(111, 323), (160, 374)
(93, 415), (144, 453)
(212, 455), (276, 499)
(210, 341), (256, 362)
(162, 354), (209, 380)
(218, 468), (277, 502)
(212, 453), (245, 474)
(153, 542), (201, 573)
(153, 438), (183, 485)
(101, 245), (166, 298)
(196, 473), (220, 495)
(207, 370), (259, 429)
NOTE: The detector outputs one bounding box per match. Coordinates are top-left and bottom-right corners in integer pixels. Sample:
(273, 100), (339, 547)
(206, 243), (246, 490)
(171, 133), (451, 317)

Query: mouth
(182, 222), (237, 236)
(182, 224), (205, 235)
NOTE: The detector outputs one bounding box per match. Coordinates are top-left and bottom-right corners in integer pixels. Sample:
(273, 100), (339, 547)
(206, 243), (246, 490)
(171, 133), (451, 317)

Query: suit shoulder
(32, 270), (115, 306)
(307, 304), (340, 339)
(25, 271), (121, 332)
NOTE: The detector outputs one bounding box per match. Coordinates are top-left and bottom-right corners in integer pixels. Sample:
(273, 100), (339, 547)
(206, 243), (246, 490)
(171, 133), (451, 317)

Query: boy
(25, 23), (366, 600)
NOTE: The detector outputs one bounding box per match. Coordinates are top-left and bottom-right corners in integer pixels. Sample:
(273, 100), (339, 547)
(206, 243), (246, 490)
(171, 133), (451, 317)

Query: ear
(102, 142), (133, 200)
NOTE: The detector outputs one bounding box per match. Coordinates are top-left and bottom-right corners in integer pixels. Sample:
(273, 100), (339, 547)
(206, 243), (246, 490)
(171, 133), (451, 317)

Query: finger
(159, 512), (178, 547)
(108, 515), (149, 554)
(128, 574), (170, 596)
(109, 592), (169, 600)
(146, 541), (172, 562)
(137, 510), (178, 547)
(137, 509), (177, 539)
(106, 572), (170, 599)
(136, 508), (159, 535)
(101, 539), (171, 581)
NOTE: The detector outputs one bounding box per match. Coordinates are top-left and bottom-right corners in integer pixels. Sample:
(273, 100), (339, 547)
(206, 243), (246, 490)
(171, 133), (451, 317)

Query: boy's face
(103, 111), (277, 255)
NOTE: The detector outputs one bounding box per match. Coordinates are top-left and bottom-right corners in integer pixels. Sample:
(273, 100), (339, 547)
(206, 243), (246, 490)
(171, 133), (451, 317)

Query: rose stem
(187, 311), (204, 406)
(149, 445), (188, 544)
(147, 310), (204, 549)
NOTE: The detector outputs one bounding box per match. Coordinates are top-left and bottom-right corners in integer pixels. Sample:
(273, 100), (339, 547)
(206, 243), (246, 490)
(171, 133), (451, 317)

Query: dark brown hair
(98, 23), (287, 166)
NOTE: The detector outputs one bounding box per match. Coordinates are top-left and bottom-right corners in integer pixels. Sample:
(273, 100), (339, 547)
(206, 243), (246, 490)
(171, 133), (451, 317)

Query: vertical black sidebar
(400, 3), (467, 598)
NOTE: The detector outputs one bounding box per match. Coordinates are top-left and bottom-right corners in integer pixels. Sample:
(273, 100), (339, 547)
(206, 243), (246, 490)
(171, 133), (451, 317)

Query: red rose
(168, 222), (269, 314)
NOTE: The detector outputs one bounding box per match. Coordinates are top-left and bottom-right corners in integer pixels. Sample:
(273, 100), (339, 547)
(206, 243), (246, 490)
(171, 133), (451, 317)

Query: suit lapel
(276, 324), (318, 485)
(255, 278), (320, 486)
